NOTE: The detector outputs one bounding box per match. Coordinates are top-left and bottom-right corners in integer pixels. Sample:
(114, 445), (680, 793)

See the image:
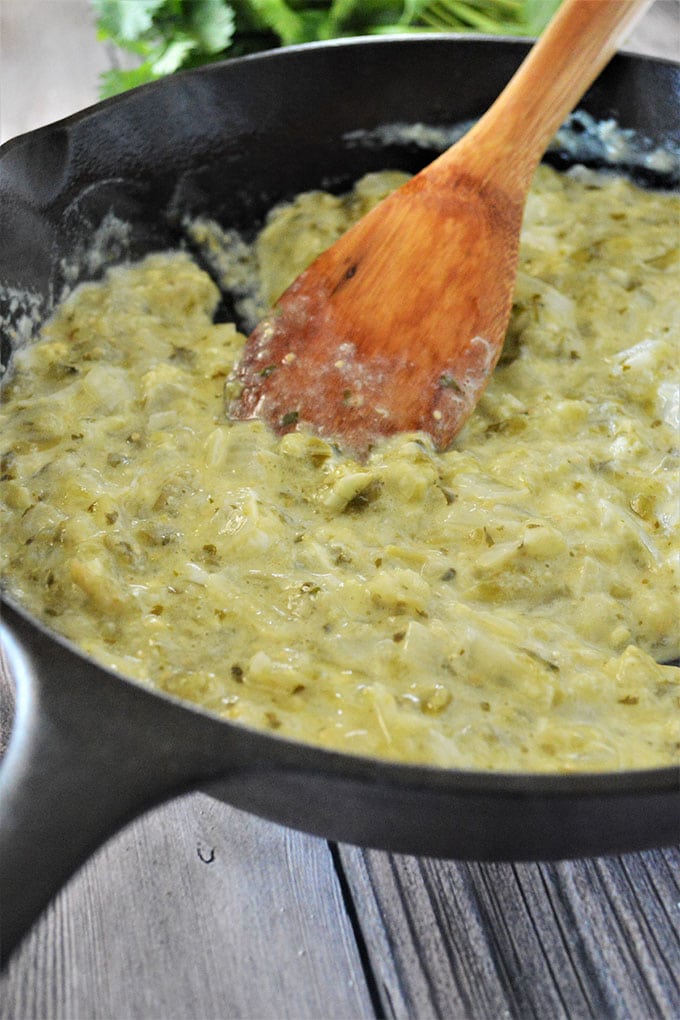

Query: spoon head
(228, 167), (524, 456)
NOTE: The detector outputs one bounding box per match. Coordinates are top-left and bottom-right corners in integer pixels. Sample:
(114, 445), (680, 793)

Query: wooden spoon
(228, 0), (652, 456)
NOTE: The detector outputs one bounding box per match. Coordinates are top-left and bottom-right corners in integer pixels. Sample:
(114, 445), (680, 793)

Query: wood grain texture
(0, 792), (374, 1020)
(338, 846), (680, 1019)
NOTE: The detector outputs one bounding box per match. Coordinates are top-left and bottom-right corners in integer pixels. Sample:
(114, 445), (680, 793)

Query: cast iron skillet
(1, 37), (679, 966)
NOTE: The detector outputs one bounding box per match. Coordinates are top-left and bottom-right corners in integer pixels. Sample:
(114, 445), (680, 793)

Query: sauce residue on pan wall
(1, 163), (678, 772)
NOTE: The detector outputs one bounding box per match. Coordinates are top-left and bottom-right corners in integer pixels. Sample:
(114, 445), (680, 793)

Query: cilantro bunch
(93, 0), (562, 98)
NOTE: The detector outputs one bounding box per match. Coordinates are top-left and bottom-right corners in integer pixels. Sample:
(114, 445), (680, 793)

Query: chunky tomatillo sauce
(1, 165), (678, 771)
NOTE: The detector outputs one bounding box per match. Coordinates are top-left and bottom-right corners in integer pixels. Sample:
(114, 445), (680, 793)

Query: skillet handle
(0, 603), (224, 967)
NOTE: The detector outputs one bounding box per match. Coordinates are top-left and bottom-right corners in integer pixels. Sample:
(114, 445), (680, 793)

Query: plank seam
(329, 842), (385, 1020)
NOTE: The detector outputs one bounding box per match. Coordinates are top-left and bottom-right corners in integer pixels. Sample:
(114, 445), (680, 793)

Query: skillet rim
(1, 31), (678, 158)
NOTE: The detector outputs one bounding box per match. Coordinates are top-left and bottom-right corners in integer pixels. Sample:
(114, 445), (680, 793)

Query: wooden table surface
(1, 4), (679, 1017)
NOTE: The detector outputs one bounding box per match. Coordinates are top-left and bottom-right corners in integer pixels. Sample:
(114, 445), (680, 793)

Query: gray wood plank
(0, 789), (374, 1019)
(338, 846), (680, 1020)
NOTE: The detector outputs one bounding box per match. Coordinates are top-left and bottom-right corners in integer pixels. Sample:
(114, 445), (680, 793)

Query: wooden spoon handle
(450, 0), (654, 190)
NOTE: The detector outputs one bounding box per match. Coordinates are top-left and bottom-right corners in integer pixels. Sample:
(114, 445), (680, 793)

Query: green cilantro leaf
(93, 0), (166, 42)
(188, 0), (236, 53)
(93, 1), (564, 98)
